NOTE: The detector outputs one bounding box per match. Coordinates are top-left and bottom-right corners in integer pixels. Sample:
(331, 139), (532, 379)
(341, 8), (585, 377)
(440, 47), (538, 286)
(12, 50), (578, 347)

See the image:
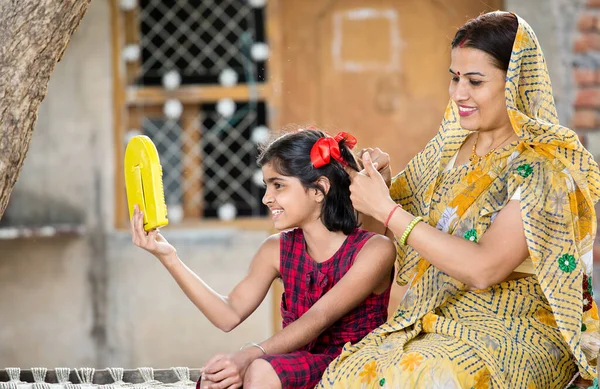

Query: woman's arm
(351, 153), (529, 290)
(385, 200), (527, 289)
(131, 206), (280, 332)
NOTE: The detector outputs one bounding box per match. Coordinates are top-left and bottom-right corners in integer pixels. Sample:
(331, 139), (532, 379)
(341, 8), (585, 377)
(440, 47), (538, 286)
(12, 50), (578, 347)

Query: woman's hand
(130, 204), (176, 261)
(358, 147), (392, 187)
(349, 152), (397, 222)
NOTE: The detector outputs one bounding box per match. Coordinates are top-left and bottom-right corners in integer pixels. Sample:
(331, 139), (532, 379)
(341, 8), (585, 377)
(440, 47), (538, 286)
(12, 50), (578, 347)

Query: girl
(130, 128), (396, 389)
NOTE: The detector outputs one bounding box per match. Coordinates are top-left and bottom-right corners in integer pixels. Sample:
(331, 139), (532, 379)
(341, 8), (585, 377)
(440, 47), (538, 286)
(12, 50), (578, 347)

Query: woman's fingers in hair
(357, 148), (372, 169)
(359, 147), (389, 173)
(358, 148), (373, 158)
(344, 165), (358, 178)
(362, 152), (378, 176)
(347, 160), (378, 180)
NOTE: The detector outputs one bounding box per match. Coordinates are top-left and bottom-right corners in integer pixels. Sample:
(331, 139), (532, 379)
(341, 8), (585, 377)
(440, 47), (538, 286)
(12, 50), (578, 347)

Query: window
(112, 0), (280, 227)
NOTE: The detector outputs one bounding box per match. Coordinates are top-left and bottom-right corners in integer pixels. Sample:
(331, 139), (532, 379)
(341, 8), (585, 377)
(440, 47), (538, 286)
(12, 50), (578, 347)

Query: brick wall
(573, 1), (600, 268)
(574, 7), (600, 134)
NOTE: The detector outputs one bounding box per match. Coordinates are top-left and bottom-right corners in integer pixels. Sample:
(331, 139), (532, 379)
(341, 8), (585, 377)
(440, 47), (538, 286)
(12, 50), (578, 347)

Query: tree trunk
(0, 0), (91, 220)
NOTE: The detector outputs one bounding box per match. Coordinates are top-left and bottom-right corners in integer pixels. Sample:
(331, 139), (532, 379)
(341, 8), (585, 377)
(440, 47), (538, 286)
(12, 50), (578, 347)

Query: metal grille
(124, 0), (269, 221)
(139, 102), (268, 219)
(201, 102), (267, 218)
(142, 118), (184, 207)
(138, 0), (266, 85)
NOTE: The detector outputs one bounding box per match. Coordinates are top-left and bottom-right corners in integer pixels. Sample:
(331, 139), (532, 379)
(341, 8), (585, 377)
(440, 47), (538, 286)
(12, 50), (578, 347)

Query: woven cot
(0, 367), (199, 389)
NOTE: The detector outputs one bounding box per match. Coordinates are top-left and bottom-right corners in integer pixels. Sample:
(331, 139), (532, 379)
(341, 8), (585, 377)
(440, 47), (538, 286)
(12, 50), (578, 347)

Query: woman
(318, 11), (600, 388)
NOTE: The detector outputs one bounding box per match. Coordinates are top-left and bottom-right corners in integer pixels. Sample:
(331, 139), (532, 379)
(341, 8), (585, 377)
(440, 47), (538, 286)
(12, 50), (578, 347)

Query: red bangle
(384, 204), (402, 228)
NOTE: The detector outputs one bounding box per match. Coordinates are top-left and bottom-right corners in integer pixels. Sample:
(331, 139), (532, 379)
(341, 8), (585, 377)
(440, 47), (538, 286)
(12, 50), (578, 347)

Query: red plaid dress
(260, 227), (391, 388)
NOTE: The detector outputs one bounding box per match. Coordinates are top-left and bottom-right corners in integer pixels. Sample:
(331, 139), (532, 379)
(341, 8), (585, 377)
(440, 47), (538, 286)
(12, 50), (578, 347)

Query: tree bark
(0, 0), (91, 220)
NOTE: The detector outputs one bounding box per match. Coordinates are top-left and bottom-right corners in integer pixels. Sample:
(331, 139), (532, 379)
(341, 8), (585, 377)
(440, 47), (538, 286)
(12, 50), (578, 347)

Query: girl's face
(261, 162), (324, 231)
(449, 47), (513, 134)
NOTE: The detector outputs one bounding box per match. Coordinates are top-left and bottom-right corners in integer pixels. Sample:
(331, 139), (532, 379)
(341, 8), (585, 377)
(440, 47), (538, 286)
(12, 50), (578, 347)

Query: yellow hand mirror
(124, 135), (169, 231)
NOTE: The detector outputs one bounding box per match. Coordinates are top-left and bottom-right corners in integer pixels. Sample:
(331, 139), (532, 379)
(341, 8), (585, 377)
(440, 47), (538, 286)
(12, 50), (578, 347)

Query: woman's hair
(451, 12), (519, 71)
(257, 129), (360, 234)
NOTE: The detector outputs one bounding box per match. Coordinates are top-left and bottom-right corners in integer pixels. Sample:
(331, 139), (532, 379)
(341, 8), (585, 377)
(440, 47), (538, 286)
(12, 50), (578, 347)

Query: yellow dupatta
(389, 13), (600, 379)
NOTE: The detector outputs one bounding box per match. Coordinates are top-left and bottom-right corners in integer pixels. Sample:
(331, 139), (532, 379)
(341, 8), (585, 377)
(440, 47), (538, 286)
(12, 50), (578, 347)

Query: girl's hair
(257, 129), (360, 234)
(451, 12), (518, 71)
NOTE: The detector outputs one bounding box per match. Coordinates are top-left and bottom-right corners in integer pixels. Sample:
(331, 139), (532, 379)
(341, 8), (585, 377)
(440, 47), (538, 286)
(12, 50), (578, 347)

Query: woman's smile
(457, 104), (478, 117)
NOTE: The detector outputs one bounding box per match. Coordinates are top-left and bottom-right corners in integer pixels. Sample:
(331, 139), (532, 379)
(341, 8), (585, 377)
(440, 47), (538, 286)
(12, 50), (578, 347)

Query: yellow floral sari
(317, 14), (600, 389)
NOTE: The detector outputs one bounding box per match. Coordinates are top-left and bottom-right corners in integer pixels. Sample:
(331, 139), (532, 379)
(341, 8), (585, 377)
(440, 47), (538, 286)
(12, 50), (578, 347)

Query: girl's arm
(131, 206), (280, 332)
(201, 234), (396, 386)
(259, 234), (396, 353)
(351, 153), (529, 290)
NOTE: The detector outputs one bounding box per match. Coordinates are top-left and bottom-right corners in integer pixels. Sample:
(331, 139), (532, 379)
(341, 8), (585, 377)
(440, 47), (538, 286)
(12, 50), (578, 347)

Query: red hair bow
(334, 132), (357, 149)
(310, 132), (357, 168)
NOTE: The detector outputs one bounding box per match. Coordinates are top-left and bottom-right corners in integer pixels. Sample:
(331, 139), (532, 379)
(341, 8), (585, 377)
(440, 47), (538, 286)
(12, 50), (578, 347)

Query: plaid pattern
(262, 350), (335, 388)
(260, 228), (391, 388)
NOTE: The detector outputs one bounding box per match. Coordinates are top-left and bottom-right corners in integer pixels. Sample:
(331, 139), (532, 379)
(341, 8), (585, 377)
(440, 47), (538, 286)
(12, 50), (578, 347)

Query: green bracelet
(400, 216), (423, 246)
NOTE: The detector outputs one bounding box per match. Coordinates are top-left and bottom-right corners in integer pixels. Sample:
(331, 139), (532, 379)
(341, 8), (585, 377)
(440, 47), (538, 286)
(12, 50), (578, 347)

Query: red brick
(586, 32), (600, 50)
(579, 14), (597, 32)
(572, 110), (599, 129)
(574, 88), (600, 108)
(574, 36), (589, 53)
(574, 68), (597, 86)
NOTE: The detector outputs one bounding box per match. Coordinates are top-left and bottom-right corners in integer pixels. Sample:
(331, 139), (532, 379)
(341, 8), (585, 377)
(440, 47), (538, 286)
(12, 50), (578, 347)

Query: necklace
(469, 133), (514, 164)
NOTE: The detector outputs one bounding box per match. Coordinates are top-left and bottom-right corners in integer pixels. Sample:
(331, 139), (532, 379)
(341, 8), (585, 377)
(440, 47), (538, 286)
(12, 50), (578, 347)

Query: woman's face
(449, 47), (512, 134)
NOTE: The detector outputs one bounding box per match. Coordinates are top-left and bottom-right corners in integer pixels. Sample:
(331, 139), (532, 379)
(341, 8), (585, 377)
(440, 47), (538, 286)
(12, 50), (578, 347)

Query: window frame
(110, 0), (283, 230)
